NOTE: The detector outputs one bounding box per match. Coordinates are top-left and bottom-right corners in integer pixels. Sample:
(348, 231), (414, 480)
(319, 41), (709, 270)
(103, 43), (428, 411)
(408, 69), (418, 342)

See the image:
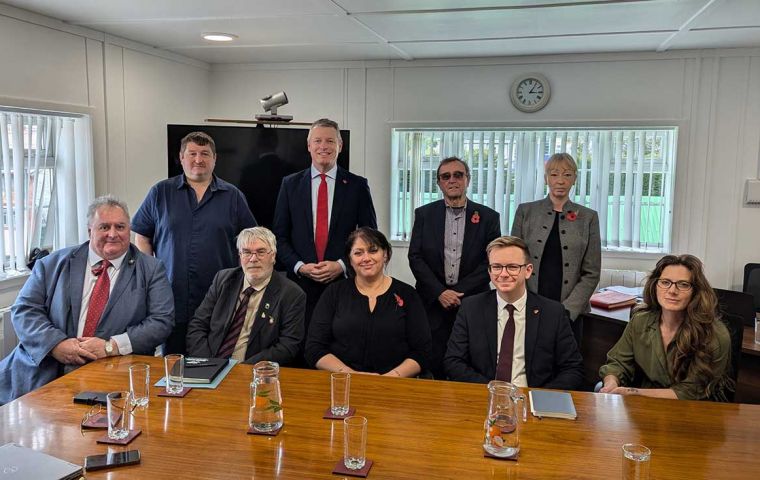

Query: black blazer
(443, 290), (584, 389)
(186, 269), (305, 365)
(272, 166), (377, 274)
(407, 199), (500, 308)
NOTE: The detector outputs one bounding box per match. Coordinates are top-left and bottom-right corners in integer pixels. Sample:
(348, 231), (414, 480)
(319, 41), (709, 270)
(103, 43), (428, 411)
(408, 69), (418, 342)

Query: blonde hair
(544, 152), (578, 175)
(486, 236), (530, 263)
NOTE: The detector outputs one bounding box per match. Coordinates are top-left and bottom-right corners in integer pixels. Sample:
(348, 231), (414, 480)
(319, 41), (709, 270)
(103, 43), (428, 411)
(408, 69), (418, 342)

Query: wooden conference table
(1, 355), (759, 479)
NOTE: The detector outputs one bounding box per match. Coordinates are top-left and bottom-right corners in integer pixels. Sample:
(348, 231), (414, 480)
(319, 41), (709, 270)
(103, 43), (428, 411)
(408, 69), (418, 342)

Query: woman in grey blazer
(511, 153), (601, 346)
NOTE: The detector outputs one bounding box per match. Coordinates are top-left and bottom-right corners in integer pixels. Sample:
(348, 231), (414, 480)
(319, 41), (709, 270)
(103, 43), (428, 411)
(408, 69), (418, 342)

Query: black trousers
(427, 304), (458, 380)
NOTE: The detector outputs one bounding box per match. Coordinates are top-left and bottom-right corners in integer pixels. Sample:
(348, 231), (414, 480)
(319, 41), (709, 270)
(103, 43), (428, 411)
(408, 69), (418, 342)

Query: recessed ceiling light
(202, 32), (237, 42)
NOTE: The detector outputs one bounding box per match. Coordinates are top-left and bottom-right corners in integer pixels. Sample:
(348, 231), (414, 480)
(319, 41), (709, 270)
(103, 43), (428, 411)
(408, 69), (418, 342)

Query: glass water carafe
(483, 380), (525, 458)
(249, 361), (283, 432)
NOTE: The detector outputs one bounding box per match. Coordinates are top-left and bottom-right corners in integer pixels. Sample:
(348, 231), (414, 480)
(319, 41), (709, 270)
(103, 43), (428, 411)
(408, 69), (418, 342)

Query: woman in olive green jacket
(599, 254), (733, 401)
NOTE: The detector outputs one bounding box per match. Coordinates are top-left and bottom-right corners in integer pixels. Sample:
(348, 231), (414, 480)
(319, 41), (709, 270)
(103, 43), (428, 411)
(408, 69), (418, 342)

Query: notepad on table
(529, 390), (577, 420)
(156, 359), (237, 389)
(0, 443), (83, 480)
(177, 357), (230, 384)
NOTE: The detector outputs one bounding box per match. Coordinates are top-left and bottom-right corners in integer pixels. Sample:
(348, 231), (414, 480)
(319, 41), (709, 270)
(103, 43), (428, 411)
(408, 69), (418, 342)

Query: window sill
(0, 270), (30, 295)
(602, 250), (665, 261)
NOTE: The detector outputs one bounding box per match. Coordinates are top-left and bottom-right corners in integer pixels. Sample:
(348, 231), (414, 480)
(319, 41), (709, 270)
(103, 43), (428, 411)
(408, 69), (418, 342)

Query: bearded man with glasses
(444, 236), (584, 388)
(408, 156), (500, 379)
(186, 227), (305, 365)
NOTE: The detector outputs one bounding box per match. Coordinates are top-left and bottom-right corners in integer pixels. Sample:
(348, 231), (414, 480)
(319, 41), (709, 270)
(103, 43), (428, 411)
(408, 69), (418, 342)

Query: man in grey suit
(186, 227), (305, 365)
(0, 195), (174, 405)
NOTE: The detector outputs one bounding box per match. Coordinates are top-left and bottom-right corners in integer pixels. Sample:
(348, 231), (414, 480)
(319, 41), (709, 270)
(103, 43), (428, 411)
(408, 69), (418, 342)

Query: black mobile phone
(73, 391), (108, 406)
(84, 450), (141, 471)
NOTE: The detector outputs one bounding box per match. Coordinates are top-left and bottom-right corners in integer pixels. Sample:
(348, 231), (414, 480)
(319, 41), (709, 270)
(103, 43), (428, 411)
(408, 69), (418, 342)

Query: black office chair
(714, 288), (752, 401)
(743, 263), (760, 316)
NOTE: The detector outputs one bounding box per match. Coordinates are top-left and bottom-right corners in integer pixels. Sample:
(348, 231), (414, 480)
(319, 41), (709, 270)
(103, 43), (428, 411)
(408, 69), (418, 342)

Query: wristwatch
(104, 339), (114, 356)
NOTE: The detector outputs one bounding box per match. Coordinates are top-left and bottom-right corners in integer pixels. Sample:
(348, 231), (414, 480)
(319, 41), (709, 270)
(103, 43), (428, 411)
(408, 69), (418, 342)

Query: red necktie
(82, 260), (111, 337)
(495, 304), (516, 381)
(315, 173), (329, 262)
(217, 287), (256, 358)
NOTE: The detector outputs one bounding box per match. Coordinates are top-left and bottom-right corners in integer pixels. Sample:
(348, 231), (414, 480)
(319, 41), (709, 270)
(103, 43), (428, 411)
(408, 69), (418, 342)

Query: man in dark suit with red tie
(443, 236), (583, 389)
(408, 157), (501, 379)
(272, 118), (377, 335)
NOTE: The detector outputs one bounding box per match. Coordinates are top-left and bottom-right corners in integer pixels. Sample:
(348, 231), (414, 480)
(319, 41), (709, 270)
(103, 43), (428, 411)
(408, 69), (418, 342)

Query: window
(0, 108), (94, 274)
(391, 127), (677, 253)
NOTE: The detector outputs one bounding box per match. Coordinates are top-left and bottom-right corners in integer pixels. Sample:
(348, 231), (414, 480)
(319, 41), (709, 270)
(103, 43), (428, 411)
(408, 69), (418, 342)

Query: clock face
(510, 74), (551, 113)
(516, 78), (544, 106)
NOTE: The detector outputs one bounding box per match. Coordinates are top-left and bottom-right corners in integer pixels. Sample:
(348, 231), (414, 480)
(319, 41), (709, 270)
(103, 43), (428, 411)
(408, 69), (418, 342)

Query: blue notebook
(529, 390), (577, 420)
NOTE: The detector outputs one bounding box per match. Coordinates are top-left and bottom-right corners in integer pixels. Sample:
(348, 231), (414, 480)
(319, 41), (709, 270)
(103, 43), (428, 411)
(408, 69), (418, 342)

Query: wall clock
(510, 73), (551, 113)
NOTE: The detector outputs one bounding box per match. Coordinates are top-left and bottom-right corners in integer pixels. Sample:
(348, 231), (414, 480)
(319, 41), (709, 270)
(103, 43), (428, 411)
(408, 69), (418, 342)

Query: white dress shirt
(496, 290), (528, 387)
(77, 248), (132, 354)
(294, 163), (346, 275)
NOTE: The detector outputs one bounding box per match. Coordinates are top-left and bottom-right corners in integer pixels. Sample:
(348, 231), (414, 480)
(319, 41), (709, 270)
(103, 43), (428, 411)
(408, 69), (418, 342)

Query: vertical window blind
(0, 108), (94, 274)
(390, 128), (677, 253)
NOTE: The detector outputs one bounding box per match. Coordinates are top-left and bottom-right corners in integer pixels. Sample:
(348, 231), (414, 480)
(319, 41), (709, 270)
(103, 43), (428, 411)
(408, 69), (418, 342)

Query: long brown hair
(637, 254), (733, 399)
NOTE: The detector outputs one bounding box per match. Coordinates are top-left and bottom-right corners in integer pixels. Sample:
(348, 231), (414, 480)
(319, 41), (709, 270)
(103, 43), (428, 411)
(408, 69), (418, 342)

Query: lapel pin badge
(471, 211), (480, 224)
(269, 317), (274, 325)
(566, 211), (577, 222)
(261, 312), (266, 318)
(342, 179), (348, 184)
(533, 309), (539, 315)
(264, 303), (270, 309)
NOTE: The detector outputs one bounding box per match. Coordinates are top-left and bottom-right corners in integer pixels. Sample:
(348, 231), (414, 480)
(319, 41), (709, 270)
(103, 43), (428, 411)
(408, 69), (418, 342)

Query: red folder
(590, 290), (637, 309)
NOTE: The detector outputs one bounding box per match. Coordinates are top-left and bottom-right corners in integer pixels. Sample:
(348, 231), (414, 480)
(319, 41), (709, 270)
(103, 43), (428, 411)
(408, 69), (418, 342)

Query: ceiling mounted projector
(255, 91), (293, 122)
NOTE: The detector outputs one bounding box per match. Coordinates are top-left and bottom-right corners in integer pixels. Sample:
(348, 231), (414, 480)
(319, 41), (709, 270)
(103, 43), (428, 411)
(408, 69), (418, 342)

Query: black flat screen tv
(167, 124), (350, 228)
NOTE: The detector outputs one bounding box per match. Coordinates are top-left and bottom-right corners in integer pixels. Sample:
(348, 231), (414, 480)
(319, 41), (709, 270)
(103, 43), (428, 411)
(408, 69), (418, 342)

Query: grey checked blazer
(511, 196), (601, 321)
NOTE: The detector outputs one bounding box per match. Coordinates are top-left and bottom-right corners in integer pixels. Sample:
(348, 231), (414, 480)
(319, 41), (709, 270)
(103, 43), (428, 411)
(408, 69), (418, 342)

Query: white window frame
(390, 125), (678, 255)
(0, 106), (95, 276)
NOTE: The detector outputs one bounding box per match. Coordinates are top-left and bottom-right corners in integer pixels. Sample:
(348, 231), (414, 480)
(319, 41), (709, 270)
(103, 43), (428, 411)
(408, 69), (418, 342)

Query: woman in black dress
(305, 228), (431, 377)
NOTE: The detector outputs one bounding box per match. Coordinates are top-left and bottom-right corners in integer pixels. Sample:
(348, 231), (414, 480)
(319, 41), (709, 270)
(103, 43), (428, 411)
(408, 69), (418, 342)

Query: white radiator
(599, 269), (648, 289)
(0, 307), (16, 359)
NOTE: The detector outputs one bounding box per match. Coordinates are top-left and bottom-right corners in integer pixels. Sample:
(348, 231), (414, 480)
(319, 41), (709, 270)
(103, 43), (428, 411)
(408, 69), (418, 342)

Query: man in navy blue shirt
(132, 131), (256, 354)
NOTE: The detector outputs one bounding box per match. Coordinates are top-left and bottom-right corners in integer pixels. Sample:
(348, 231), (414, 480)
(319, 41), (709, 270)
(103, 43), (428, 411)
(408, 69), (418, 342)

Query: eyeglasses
(437, 171), (467, 181)
(656, 278), (693, 291)
(80, 404), (110, 436)
(488, 264), (527, 276)
(239, 249), (272, 261)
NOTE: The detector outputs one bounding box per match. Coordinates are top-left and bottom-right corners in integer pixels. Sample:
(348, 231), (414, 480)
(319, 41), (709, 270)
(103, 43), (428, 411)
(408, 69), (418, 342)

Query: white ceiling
(3, 0), (760, 64)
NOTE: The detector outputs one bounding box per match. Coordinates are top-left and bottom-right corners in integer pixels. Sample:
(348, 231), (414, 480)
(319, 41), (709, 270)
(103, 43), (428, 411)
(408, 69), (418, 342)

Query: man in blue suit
(272, 118), (377, 341)
(0, 195), (174, 404)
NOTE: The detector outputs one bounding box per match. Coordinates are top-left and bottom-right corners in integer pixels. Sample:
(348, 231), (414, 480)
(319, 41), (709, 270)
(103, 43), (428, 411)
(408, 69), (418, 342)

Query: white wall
(2, 3), (759, 297)
(0, 7), (209, 308)
(209, 50), (760, 289)
(0, 6), (209, 215)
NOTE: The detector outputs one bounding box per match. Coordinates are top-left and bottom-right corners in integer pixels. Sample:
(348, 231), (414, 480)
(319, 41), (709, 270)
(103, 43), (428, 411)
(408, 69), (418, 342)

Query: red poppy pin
(566, 211), (578, 222)
(394, 293), (404, 307)
(471, 211), (480, 224)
